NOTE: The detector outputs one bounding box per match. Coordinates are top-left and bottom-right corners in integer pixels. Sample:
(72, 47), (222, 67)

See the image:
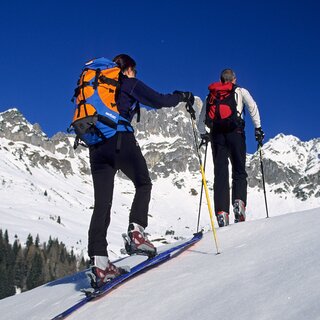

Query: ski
(51, 231), (203, 319)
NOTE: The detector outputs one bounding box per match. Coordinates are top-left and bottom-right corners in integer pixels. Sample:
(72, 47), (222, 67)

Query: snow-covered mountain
(0, 107), (319, 260)
(247, 133), (320, 200)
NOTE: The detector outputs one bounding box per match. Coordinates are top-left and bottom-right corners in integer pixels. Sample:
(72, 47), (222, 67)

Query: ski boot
(122, 223), (157, 258)
(86, 256), (128, 289)
(233, 199), (246, 223)
(217, 211), (229, 227)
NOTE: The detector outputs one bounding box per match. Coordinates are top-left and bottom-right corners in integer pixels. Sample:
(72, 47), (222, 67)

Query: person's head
(220, 69), (236, 84)
(113, 54), (137, 78)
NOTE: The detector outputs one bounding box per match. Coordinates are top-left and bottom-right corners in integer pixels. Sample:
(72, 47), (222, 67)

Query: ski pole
(196, 141), (208, 233)
(258, 142), (269, 218)
(187, 106), (220, 254)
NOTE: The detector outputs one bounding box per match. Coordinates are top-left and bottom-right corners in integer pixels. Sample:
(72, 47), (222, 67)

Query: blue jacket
(117, 74), (183, 121)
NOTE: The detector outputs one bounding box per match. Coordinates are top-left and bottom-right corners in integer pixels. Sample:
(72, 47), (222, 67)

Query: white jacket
(197, 86), (261, 135)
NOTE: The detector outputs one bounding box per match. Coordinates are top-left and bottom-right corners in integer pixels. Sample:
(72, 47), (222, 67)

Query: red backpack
(205, 82), (239, 133)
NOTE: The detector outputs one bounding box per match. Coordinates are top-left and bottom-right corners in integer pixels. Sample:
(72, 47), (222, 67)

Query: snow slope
(1, 108), (319, 261)
(1, 132), (319, 262)
(1, 207), (319, 320)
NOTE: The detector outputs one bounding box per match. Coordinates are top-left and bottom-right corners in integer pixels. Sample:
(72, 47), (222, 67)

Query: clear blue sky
(0, 0), (319, 153)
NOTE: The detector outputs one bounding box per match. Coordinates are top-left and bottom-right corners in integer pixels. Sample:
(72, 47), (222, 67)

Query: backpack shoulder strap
(233, 85), (246, 117)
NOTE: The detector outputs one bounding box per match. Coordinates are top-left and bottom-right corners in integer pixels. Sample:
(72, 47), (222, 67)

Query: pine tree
(0, 230), (15, 299)
(26, 252), (44, 290)
(13, 239), (21, 259)
(47, 236), (53, 252)
(0, 231), (88, 299)
(26, 234), (33, 249)
(4, 230), (9, 244)
(14, 249), (26, 290)
(35, 234), (40, 248)
(0, 264), (15, 299)
(0, 229), (4, 264)
(12, 235), (20, 258)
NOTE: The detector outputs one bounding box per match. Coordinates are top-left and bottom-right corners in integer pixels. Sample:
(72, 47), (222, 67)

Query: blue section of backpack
(72, 57), (133, 146)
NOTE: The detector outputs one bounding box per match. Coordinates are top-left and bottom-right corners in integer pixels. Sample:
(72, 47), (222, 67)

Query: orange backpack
(69, 57), (133, 148)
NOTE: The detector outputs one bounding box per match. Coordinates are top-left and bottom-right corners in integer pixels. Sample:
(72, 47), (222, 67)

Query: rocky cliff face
(0, 108), (76, 155)
(0, 109), (79, 177)
(133, 99), (202, 178)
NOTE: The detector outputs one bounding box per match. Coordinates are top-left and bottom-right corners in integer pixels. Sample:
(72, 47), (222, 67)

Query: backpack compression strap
(71, 68), (121, 102)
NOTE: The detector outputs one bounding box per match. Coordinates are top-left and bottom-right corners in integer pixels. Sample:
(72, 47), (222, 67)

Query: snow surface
(1, 207), (319, 320)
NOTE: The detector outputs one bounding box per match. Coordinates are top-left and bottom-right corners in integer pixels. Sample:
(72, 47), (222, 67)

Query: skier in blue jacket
(88, 54), (195, 288)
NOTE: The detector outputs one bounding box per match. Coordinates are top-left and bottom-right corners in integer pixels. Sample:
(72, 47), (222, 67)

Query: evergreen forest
(0, 229), (88, 300)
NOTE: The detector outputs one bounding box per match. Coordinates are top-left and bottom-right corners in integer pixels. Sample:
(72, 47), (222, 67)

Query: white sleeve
(197, 97), (208, 135)
(240, 88), (261, 128)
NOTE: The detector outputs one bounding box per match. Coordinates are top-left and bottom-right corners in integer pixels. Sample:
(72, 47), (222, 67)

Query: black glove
(174, 91), (196, 119)
(255, 127), (265, 146)
(200, 132), (210, 148)
(174, 91), (195, 105)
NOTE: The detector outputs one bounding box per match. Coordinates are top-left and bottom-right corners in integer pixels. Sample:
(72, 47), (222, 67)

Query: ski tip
(193, 230), (204, 237)
(120, 248), (127, 255)
(119, 265), (131, 274)
(80, 287), (96, 298)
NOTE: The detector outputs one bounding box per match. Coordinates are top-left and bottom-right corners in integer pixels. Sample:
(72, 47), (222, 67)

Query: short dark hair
(113, 54), (136, 72)
(220, 69), (236, 83)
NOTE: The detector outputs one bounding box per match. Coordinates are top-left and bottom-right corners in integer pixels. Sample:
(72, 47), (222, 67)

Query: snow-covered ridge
(0, 107), (319, 260)
(264, 133), (320, 173)
(247, 133), (320, 200)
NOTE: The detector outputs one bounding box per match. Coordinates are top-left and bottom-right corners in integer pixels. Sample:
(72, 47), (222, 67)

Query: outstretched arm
(130, 79), (183, 109)
(240, 88), (261, 128)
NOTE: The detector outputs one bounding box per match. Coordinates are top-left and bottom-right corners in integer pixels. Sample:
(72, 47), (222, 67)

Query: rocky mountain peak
(0, 108), (75, 155)
(247, 134), (320, 201)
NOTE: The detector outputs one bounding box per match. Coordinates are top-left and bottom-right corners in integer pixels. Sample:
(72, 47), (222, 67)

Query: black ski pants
(88, 132), (152, 257)
(211, 127), (247, 216)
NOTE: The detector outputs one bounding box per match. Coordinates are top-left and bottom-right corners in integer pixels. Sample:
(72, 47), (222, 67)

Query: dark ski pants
(211, 128), (247, 216)
(88, 132), (152, 257)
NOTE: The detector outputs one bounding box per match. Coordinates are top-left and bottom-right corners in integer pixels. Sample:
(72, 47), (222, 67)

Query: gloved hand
(174, 91), (195, 105)
(200, 132), (210, 148)
(255, 127), (265, 145)
(174, 91), (196, 119)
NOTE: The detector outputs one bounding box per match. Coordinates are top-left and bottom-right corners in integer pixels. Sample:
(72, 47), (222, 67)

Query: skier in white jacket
(198, 69), (264, 227)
